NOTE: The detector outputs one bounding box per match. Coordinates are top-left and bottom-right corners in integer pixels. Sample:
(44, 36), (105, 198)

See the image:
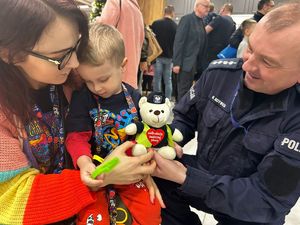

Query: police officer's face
(242, 22), (300, 95)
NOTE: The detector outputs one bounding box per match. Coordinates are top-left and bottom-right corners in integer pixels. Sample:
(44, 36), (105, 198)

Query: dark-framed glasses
(27, 38), (81, 70)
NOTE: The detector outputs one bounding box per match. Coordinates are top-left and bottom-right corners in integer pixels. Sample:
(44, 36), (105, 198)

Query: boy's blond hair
(240, 19), (257, 35)
(79, 23), (125, 66)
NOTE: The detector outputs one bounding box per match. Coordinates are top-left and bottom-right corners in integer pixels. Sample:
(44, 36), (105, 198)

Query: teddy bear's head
(139, 92), (172, 128)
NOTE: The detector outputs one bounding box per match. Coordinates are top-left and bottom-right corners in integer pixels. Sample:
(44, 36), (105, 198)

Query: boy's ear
(0, 48), (10, 63)
(121, 57), (128, 68)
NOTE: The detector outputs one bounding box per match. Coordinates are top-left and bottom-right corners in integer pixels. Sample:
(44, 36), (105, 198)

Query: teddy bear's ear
(139, 96), (148, 108)
(165, 98), (171, 108)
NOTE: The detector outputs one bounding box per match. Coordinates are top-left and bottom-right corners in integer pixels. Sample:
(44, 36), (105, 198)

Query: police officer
(153, 2), (300, 225)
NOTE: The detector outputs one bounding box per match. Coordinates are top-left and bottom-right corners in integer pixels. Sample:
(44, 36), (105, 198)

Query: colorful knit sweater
(0, 111), (96, 225)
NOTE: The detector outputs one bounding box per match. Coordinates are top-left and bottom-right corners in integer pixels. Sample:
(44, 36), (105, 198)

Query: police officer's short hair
(263, 1), (300, 32)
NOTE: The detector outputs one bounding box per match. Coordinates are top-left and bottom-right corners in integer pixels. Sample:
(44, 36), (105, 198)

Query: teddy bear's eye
(161, 110), (164, 113)
(149, 110), (153, 113)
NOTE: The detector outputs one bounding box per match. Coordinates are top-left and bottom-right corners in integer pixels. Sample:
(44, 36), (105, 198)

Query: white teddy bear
(125, 92), (183, 160)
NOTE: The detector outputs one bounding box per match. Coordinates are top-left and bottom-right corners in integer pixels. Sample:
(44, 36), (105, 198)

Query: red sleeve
(24, 170), (96, 225)
(66, 131), (93, 168)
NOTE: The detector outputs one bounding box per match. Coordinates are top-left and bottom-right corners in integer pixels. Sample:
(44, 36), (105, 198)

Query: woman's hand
(143, 175), (166, 208)
(98, 141), (156, 186)
(152, 151), (187, 184)
(77, 155), (104, 191)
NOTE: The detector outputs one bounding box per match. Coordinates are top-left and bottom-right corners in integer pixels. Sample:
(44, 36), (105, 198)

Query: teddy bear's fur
(125, 93), (183, 160)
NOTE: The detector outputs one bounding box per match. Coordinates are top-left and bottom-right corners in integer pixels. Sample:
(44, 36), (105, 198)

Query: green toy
(91, 157), (120, 179)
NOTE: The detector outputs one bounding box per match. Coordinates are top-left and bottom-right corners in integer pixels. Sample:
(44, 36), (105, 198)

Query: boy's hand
(143, 175), (166, 208)
(77, 155), (104, 191)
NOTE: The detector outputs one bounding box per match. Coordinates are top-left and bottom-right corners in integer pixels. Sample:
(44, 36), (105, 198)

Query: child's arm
(65, 131), (93, 168)
(66, 131), (103, 189)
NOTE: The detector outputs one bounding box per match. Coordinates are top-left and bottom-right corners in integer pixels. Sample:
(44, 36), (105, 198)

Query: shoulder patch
(208, 58), (243, 71)
(275, 134), (300, 160)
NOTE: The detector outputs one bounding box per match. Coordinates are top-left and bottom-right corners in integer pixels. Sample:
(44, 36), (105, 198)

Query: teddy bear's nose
(154, 110), (160, 115)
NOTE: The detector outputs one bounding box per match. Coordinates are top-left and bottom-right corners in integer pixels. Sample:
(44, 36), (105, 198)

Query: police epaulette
(207, 58), (243, 70)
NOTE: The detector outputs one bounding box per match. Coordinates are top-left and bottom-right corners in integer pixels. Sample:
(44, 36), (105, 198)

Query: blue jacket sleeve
(172, 71), (208, 145)
(181, 132), (300, 223)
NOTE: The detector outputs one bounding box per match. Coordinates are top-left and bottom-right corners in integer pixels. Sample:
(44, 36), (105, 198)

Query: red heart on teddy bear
(146, 128), (165, 146)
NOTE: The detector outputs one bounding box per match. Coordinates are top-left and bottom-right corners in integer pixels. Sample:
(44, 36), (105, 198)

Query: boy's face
(77, 59), (126, 98)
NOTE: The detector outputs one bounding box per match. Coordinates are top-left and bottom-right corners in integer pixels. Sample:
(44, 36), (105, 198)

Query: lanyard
(93, 84), (138, 225)
(25, 85), (65, 174)
(229, 81), (248, 134)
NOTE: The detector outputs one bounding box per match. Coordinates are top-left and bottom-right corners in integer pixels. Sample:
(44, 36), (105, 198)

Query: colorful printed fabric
(24, 85), (65, 174)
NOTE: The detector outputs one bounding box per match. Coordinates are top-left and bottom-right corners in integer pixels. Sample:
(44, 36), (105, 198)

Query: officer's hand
(174, 142), (183, 158)
(173, 66), (180, 74)
(152, 151), (187, 184)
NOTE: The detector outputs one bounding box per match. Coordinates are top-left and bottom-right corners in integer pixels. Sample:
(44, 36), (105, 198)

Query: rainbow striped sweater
(0, 111), (95, 224)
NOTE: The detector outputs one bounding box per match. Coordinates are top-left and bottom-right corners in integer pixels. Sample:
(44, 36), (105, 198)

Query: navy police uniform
(156, 58), (300, 225)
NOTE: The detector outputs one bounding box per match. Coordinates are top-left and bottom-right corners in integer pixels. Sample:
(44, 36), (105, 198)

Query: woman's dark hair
(0, 0), (88, 125)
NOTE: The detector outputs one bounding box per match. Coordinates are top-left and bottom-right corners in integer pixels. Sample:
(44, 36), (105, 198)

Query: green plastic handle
(91, 157), (120, 179)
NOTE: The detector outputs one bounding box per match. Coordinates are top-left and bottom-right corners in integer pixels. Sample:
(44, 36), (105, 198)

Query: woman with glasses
(0, 1), (155, 224)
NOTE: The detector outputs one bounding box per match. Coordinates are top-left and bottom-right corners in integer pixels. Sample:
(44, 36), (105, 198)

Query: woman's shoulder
(0, 109), (18, 135)
(0, 109), (30, 180)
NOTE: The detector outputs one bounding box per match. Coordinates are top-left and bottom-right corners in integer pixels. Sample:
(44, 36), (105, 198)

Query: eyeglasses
(27, 38), (81, 70)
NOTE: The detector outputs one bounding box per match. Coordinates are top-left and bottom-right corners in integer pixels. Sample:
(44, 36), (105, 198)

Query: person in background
(229, 0), (275, 50)
(237, 19), (257, 58)
(97, 0), (144, 88)
(0, 1), (156, 224)
(154, 2), (300, 225)
(142, 64), (155, 96)
(203, 2), (217, 25)
(205, 3), (236, 65)
(151, 5), (177, 101)
(172, 0), (209, 101)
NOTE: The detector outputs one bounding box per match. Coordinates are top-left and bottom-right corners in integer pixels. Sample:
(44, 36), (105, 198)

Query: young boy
(66, 24), (161, 225)
(237, 19), (257, 58)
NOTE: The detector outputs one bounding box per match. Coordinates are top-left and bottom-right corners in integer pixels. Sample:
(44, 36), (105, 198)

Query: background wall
(167, 0), (286, 22)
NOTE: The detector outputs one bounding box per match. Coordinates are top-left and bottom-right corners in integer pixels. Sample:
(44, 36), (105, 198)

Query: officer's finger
(140, 159), (156, 175)
(137, 149), (154, 164)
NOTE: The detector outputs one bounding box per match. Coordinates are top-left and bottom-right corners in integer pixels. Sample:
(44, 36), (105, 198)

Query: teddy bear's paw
(158, 146), (176, 160)
(132, 144), (148, 156)
(125, 123), (137, 135)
